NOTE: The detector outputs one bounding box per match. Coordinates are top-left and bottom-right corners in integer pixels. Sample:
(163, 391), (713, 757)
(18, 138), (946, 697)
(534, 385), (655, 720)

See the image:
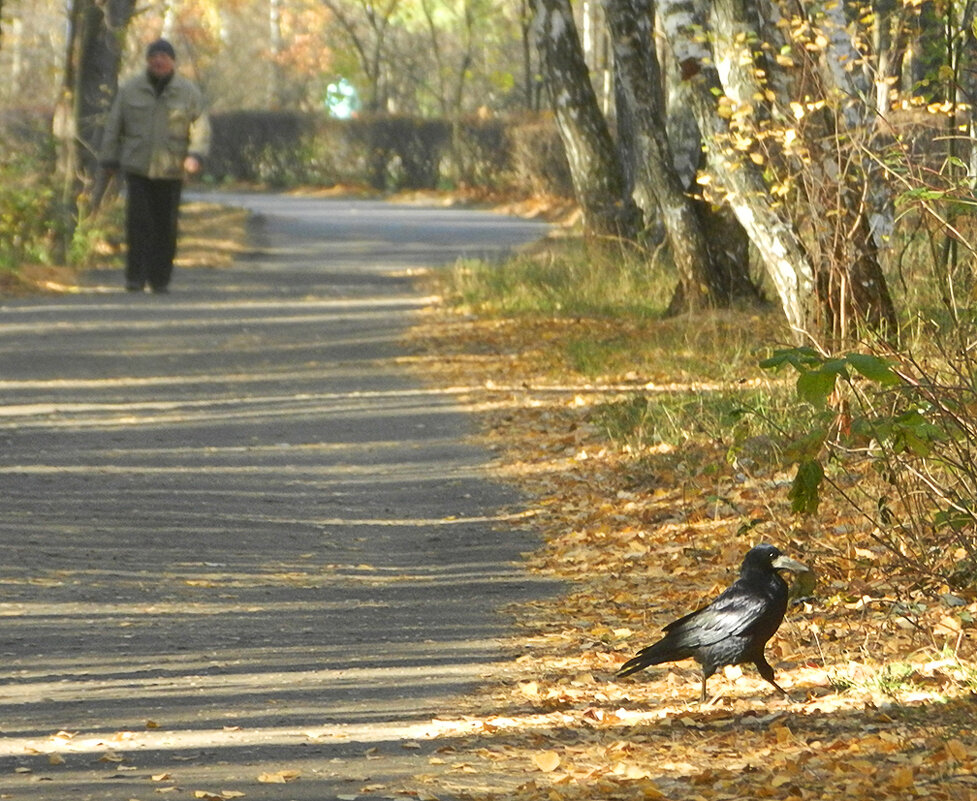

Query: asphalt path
(0, 193), (552, 799)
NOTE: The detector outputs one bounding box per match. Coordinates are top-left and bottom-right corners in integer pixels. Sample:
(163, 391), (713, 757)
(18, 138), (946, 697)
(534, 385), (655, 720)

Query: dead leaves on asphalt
(404, 307), (977, 801)
(176, 203), (251, 269)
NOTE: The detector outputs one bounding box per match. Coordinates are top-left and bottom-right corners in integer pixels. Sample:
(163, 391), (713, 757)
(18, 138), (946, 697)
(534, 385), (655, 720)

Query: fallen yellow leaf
(947, 739), (969, 761)
(257, 770), (300, 784)
(533, 750), (561, 773)
(890, 767), (914, 789)
(935, 615), (962, 637)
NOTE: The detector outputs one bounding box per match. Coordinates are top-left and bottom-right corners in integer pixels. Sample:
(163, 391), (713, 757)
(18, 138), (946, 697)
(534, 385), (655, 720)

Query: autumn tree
(532, 0), (640, 238)
(531, 0), (969, 341)
(634, 0), (906, 343)
(321, 0), (402, 111)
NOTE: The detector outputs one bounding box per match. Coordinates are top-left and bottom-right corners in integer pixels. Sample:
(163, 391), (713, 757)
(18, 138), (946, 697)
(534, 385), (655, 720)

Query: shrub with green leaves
(0, 159), (62, 273)
(761, 341), (977, 590)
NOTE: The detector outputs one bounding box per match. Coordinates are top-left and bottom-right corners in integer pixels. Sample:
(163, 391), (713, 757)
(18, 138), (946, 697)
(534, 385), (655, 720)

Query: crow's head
(743, 543), (809, 575)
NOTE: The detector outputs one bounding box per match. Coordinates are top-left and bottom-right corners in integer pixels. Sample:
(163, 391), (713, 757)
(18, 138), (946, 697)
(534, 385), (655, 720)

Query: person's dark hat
(146, 38), (176, 60)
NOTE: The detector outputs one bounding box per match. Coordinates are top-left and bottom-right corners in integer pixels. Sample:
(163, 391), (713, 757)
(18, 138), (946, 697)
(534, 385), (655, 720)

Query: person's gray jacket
(99, 71), (210, 180)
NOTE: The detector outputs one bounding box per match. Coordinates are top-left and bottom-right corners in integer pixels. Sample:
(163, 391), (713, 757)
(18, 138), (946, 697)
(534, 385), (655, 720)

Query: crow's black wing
(662, 579), (779, 649)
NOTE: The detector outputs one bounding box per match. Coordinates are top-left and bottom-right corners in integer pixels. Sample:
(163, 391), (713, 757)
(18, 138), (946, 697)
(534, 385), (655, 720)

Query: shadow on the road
(0, 195), (556, 799)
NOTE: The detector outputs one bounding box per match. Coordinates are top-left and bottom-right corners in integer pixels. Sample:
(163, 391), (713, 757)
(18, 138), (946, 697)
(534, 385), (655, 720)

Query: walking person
(99, 38), (211, 294)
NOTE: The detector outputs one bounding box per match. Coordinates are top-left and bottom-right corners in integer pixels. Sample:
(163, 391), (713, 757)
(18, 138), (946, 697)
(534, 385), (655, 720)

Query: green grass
(564, 335), (632, 377)
(593, 385), (804, 452)
(434, 240), (806, 457)
(438, 239), (674, 319)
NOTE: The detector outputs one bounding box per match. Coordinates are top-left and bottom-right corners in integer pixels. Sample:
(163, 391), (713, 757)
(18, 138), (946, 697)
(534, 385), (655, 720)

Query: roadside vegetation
(0, 134), (247, 295)
(401, 227), (977, 800)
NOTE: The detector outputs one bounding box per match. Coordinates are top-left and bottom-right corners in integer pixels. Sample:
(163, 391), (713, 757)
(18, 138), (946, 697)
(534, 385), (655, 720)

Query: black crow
(616, 543), (809, 701)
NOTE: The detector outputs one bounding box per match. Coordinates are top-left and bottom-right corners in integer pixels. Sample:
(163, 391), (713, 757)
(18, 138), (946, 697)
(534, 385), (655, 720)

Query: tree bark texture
(653, 0), (897, 342)
(532, 0), (640, 238)
(76, 0), (135, 174)
(658, 0), (817, 337)
(604, 0), (758, 310)
(739, 0), (896, 340)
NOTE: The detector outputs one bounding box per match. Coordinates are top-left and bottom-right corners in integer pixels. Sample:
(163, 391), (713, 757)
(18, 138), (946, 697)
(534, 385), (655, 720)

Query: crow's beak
(772, 554), (809, 573)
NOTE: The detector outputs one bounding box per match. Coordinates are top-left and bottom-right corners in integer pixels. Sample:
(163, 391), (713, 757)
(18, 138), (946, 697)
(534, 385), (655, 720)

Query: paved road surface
(0, 193), (551, 799)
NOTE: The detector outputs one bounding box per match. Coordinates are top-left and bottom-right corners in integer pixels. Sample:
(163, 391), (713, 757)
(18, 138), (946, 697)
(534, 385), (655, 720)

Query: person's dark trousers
(124, 172), (182, 292)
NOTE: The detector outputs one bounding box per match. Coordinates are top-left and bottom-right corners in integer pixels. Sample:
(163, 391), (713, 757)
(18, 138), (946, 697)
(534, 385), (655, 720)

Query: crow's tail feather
(616, 641), (677, 678)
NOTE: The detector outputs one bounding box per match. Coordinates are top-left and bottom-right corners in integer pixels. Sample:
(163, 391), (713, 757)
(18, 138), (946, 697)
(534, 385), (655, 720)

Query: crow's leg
(699, 664), (719, 703)
(754, 656), (790, 697)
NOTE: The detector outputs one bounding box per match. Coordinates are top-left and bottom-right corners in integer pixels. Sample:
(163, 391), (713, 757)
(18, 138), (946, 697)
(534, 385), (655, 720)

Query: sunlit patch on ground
(403, 304), (977, 801)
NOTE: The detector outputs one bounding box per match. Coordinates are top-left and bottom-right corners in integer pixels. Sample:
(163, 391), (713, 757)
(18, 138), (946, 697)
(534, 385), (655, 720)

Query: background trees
(0, 0), (533, 114)
(528, 0), (975, 345)
(1, 0), (974, 346)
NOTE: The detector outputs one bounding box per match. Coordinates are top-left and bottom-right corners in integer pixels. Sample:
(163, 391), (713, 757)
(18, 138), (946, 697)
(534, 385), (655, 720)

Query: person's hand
(184, 155), (202, 175)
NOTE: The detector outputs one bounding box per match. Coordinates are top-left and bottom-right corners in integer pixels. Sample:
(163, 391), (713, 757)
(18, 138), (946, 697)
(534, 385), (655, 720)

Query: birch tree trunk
(532, 0), (641, 238)
(658, 0), (817, 337)
(604, 0), (758, 309)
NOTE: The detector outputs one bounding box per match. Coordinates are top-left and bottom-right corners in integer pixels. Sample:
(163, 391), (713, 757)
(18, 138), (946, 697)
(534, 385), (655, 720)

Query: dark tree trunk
(604, 0), (759, 311)
(56, 0), (135, 259)
(532, 0), (641, 239)
(77, 0), (135, 175)
(819, 208), (898, 340)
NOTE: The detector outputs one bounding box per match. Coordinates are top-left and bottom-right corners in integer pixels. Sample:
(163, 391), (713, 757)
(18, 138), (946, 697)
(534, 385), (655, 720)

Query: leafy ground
(13, 198), (977, 800)
(399, 297), (977, 801)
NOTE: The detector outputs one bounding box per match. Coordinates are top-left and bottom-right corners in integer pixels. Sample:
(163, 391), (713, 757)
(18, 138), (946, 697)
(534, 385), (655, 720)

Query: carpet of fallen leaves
(401, 308), (977, 801)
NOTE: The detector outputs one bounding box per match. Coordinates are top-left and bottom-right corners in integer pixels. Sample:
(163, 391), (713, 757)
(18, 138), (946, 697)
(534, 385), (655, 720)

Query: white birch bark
(605, 0), (716, 305)
(812, 0), (895, 244)
(659, 0), (817, 336)
(532, 0), (640, 237)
